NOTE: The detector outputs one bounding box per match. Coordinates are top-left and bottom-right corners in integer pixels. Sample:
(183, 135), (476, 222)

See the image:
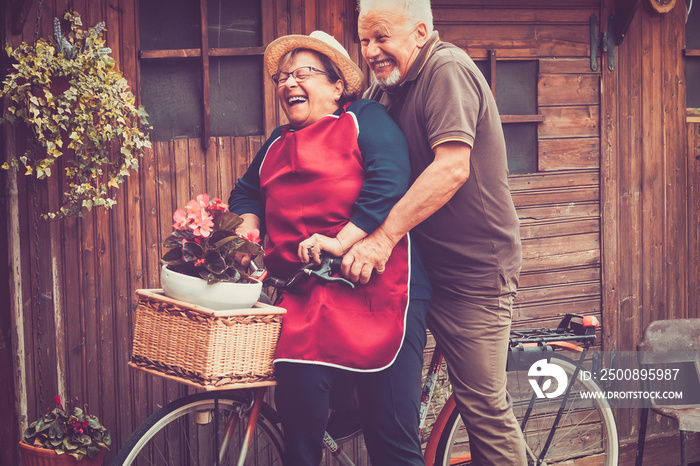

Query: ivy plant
(0, 11), (151, 219)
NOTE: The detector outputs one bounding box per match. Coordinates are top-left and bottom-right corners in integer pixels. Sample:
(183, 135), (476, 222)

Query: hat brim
(264, 35), (364, 96)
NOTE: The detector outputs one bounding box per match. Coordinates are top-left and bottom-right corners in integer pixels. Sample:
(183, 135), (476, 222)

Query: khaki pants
(427, 275), (527, 466)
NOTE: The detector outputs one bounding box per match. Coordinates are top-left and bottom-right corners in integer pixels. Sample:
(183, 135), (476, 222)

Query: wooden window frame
(487, 51), (546, 125)
(138, 0), (271, 148)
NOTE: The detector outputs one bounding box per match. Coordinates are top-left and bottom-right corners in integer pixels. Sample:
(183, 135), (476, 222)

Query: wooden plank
(614, 5), (644, 439)
(662, 4), (688, 322)
(262, 0), (278, 135)
(217, 137), (235, 202)
(185, 138), (204, 199)
(173, 139), (191, 206)
(513, 296), (601, 323)
(689, 123), (700, 319)
(509, 169), (599, 191)
(501, 114), (545, 123)
(205, 137), (222, 199)
(139, 47), (265, 59)
(511, 186), (599, 207)
(519, 217), (599, 239)
(200, 0), (211, 148)
(538, 105), (600, 139)
(518, 266), (599, 288)
(539, 58), (597, 74)
(521, 232), (600, 271)
(433, 8), (596, 24)
(516, 201), (599, 221)
(515, 280), (601, 304)
(539, 138), (600, 171)
(436, 27), (589, 59)
(538, 74), (599, 106)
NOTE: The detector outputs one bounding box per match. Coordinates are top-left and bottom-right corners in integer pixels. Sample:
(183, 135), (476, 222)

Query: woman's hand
(298, 234), (347, 264)
(234, 214), (262, 267)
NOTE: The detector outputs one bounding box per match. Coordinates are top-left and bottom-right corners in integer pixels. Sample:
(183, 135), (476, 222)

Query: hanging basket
(18, 442), (106, 466)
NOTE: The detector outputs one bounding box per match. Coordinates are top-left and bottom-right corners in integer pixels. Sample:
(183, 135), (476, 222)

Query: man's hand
(341, 229), (396, 284)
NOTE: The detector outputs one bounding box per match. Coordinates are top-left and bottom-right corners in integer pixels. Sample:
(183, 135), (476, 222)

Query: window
(476, 56), (541, 175)
(139, 0), (264, 144)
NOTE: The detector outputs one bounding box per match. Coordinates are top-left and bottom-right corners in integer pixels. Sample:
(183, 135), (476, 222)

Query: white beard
(373, 67), (402, 90)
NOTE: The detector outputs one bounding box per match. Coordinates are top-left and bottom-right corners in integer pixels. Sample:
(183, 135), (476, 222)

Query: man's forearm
(373, 142), (471, 245)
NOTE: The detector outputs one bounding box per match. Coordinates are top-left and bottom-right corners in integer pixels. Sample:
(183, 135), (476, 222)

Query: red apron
(260, 108), (410, 371)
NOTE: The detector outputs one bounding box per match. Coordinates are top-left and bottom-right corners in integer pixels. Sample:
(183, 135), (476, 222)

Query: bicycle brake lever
(305, 256), (355, 290)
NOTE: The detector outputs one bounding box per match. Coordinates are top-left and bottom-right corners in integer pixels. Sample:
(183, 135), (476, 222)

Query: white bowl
(160, 265), (262, 310)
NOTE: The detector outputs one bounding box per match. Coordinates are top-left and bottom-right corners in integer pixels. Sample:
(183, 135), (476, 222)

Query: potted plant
(0, 11), (151, 220)
(19, 396), (111, 465)
(160, 193), (265, 310)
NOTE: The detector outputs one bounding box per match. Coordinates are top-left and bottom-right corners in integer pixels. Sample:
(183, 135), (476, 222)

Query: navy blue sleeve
(348, 99), (411, 234)
(227, 127), (283, 235)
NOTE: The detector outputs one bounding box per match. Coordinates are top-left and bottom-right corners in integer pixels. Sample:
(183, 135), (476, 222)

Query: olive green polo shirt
(365, 32), (522, 290)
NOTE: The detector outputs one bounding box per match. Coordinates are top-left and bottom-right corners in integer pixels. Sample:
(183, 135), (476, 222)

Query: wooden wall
(1, 0), (698, 464)
(601, 0), (696, 447)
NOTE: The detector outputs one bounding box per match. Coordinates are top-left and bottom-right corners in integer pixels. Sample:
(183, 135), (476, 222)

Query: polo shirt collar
(401, 31), (440, 86)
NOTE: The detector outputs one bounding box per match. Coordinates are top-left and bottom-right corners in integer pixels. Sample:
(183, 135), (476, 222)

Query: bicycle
(113, 256), (618, 465)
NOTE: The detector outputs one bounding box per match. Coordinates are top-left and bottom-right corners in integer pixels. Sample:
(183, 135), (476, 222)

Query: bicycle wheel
(433, 355), (618, 466)
(113, 391), (283, 465)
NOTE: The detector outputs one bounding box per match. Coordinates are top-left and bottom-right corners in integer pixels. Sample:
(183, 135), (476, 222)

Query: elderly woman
(228, 31), (430, 466)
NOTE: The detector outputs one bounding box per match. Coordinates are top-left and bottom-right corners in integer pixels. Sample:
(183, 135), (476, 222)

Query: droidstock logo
(528, 359), (568, 398)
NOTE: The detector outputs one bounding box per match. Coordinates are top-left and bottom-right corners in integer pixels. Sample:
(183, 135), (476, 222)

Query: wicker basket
(130, 289), (285, 390)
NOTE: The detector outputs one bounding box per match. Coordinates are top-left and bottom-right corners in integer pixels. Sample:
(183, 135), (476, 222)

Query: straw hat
(264, 31), (364, 96)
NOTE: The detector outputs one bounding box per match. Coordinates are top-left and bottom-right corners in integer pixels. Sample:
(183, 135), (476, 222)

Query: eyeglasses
(272, 66), (328, 86)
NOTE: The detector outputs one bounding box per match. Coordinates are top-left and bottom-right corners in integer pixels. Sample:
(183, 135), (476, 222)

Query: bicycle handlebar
(250, 253), (355, 291)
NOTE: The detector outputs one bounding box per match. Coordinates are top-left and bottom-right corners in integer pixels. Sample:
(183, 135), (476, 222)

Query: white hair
(357, 0), (434, 32)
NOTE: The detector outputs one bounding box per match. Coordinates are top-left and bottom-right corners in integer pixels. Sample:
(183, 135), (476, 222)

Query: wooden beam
(614, 0), (640, 44)
(139, 47), (265, 59)
(501, 114), (546, 123)
(199, 0), (211, 150)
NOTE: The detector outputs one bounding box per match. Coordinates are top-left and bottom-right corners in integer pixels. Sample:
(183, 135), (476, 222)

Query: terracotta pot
(18, 442), (105, 466)
(161, 265), (262, 310)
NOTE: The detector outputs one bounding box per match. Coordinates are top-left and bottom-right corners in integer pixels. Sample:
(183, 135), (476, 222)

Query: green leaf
(204, 250), (226, 274)
(163, 234), (183, 249)
(214, 211), (243, 232)
(48, 420), (63, 439)
(182, 242), (203, 262)
(63, 437), (79, 451)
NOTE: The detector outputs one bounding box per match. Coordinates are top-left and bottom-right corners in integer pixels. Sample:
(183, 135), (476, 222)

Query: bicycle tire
(113, 391), (283, 466)
(433, 355), (618, 466)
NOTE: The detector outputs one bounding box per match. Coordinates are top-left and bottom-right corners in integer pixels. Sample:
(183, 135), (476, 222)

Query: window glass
(140, 0), (200, 50)
(139, 0), (264, 141)
(496, 61), (537, 115)
(208, 0), (262, 48)
(141, 59), (203, 140)
(503, 123), (538, 175)
(477, 59), (539, 174)
(209, 57), (264, 137)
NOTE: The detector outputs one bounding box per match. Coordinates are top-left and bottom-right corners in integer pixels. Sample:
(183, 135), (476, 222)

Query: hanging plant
(0, 11), (151, 220)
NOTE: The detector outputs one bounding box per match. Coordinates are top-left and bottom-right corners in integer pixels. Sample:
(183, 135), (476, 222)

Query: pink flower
(172, 208), (190, 230)
(188, 208), (215, 237)
(245, 229), (261, 243)
(209, 197), (229, 212)
(54, 395), (64, 410)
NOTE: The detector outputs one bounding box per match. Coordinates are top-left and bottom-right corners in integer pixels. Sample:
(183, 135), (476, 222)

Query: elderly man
(342, 0), (527, 464)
